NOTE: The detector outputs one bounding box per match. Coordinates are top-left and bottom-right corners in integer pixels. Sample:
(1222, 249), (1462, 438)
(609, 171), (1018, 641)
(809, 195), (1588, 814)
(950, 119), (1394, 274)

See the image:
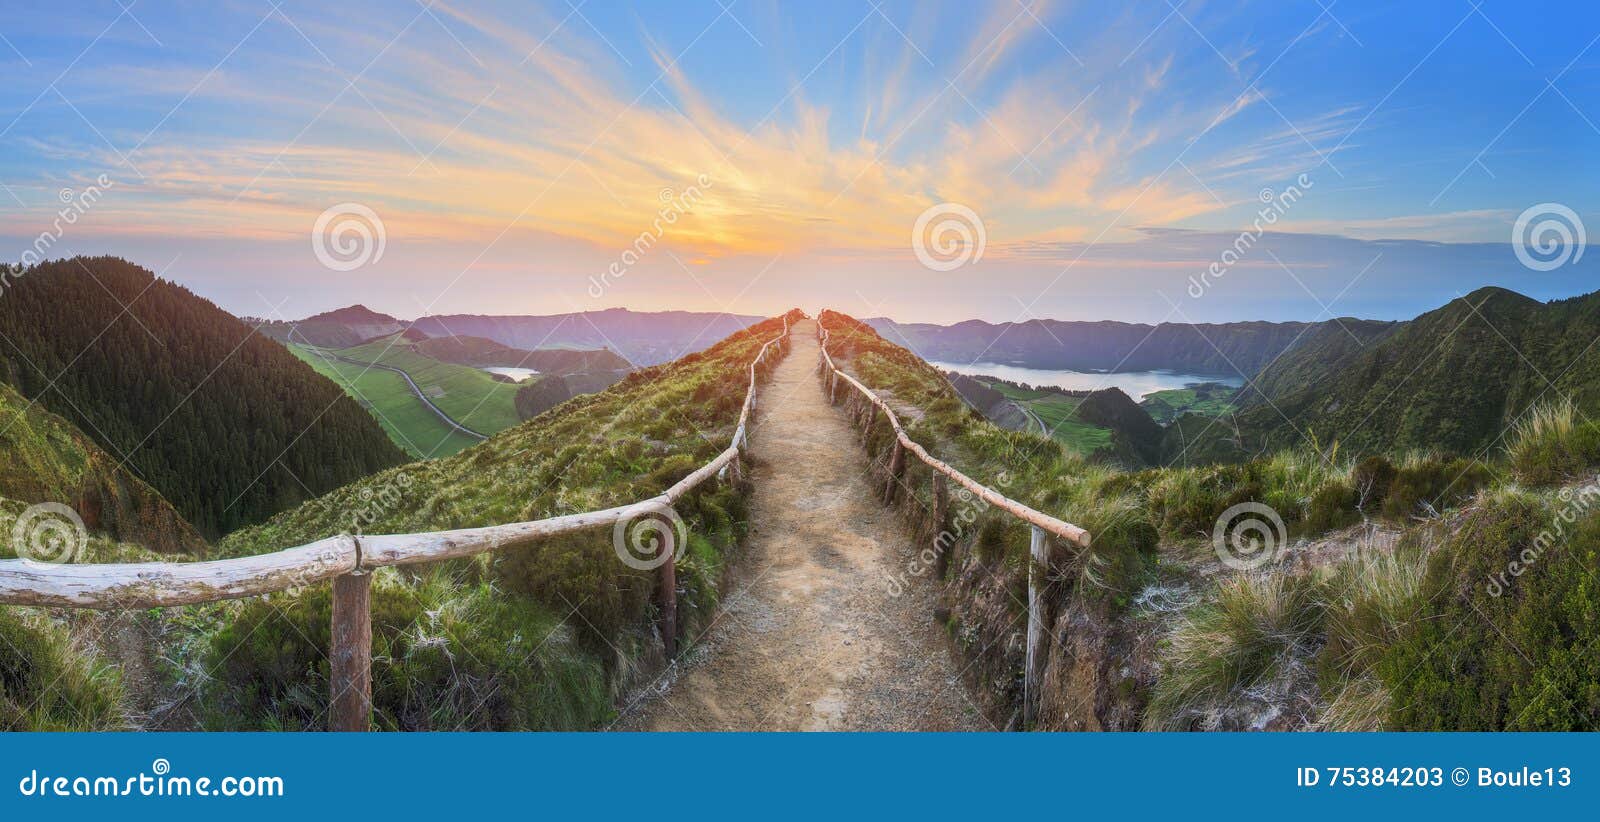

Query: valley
(2, 260), (1599, 734)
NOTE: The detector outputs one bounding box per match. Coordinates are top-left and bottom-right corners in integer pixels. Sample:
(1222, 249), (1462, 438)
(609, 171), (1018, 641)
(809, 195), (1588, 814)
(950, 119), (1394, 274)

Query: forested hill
(1193, 286), (1600, 459)
(867, 316), (1348, 376)
(0, 257), (408, 537)
(410, 335), (630, 373)
(255, 304), (406, 348)
(0, 379), (204, 555)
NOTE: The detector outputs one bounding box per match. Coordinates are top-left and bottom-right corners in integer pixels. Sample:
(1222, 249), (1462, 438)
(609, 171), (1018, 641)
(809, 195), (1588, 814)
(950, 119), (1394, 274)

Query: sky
(0, 0), (1597, 326)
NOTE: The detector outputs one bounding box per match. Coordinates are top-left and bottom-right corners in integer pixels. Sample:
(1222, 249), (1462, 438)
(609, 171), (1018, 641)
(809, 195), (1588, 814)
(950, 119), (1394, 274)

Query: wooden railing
(814, 316), (1090, 728)
(0, 314), (793, 731)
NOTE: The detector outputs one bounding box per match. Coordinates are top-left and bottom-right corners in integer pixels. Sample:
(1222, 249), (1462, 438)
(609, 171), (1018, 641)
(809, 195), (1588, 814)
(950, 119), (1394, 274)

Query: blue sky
(0, 0), (1596, 324)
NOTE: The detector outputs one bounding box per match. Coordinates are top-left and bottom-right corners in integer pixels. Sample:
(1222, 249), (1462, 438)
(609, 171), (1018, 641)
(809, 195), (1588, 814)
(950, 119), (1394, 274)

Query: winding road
(298, 340), (489, 440)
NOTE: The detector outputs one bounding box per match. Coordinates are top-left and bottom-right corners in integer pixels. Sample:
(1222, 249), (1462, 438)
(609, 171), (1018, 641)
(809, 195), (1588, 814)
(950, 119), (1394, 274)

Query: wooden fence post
(883, 440), (905, 504)
(330, 570), (373, 732)
(1024, 525), (1047, 730)
(933, 474), (951, 579)
(659, 552), (678, 659)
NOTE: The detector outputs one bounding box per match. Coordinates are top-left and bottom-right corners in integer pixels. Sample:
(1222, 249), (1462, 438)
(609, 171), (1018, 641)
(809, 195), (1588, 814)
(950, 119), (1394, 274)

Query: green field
(1139, 384), (1236, 424)
(288, 344), (488, 458)
(339, 336), (523, 432)
(981, 380), (1113, 455)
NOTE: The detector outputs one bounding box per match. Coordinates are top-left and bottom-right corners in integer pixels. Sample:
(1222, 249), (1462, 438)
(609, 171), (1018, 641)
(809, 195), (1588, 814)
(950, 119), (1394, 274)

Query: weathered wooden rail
(0, 314), (793, 731)
(814, 316), (1090, 729)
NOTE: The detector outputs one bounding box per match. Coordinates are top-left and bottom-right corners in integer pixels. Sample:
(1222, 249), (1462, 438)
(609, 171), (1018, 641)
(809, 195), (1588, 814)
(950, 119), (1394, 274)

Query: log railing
(0, 314), (794, 731)
(814, 317), (1090, 729)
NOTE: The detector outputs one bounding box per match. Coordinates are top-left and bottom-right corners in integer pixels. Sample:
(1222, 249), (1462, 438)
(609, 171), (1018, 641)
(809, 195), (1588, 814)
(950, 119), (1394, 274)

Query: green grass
(0, 495), (174, 731)
(338, 335), (523, 434)
(0, 607), (126, 731)
(1144, 573), (1325, 730)
(190, 311), (801, 730)
(288, 344), (481, 458)
(974, 378), (1113, 455)
(1507, 399), (1600, 486)
(823, 311), (1600, 730)
(1141, 385), (1236, 425)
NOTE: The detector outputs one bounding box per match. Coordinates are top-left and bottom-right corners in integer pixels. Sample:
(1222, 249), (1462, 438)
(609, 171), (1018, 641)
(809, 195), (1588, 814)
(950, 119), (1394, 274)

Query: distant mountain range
(924, 286), (1600, 467)
(257, 305), (763, 366)
(1187, 286), (1600, 460)
(410, 335), (631, 374)
(865, 316), (1377, 376)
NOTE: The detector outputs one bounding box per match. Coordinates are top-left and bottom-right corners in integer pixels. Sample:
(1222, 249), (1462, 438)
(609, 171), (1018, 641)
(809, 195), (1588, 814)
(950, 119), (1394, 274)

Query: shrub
(1383, 455), (1493, 519)
(197, 570), (608, 731)
(1377, 491), (1600, 729)
(0, 608), (125, 730)
(1305, 479), (1360, 532)
(1351, 455), (1396, 510)
(1508, 399), (1600, 485)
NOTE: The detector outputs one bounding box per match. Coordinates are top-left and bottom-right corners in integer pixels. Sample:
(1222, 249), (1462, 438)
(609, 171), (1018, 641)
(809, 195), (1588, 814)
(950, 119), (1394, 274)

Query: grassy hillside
(979, 379), (1112, 455)
(1141, 383), (1238, 424)
(820, 309), (1600, 731)
(337, 335), (524, 434)
(178, 310), (804, 730)
(0, 380), (204, 555)
(0, 257), (407, 537)
(287, 344), (483, 458)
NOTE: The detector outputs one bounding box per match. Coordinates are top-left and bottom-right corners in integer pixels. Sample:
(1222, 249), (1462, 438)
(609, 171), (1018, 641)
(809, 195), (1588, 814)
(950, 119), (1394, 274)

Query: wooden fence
(814, 317), (1090, 728)
(0, 315), (793, 731)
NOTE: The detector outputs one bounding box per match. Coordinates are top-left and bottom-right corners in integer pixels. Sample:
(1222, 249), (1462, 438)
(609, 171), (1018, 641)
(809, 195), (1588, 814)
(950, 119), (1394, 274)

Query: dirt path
(615, 319), (988, 731)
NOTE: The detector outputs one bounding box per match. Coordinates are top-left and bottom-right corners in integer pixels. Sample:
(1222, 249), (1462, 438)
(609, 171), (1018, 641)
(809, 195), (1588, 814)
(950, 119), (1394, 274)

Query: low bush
(0, 608), (125, 731)
(1508, 399), (1600, 486)
(1377, 490), (1600, 729)
(196, 569), (608, 731)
